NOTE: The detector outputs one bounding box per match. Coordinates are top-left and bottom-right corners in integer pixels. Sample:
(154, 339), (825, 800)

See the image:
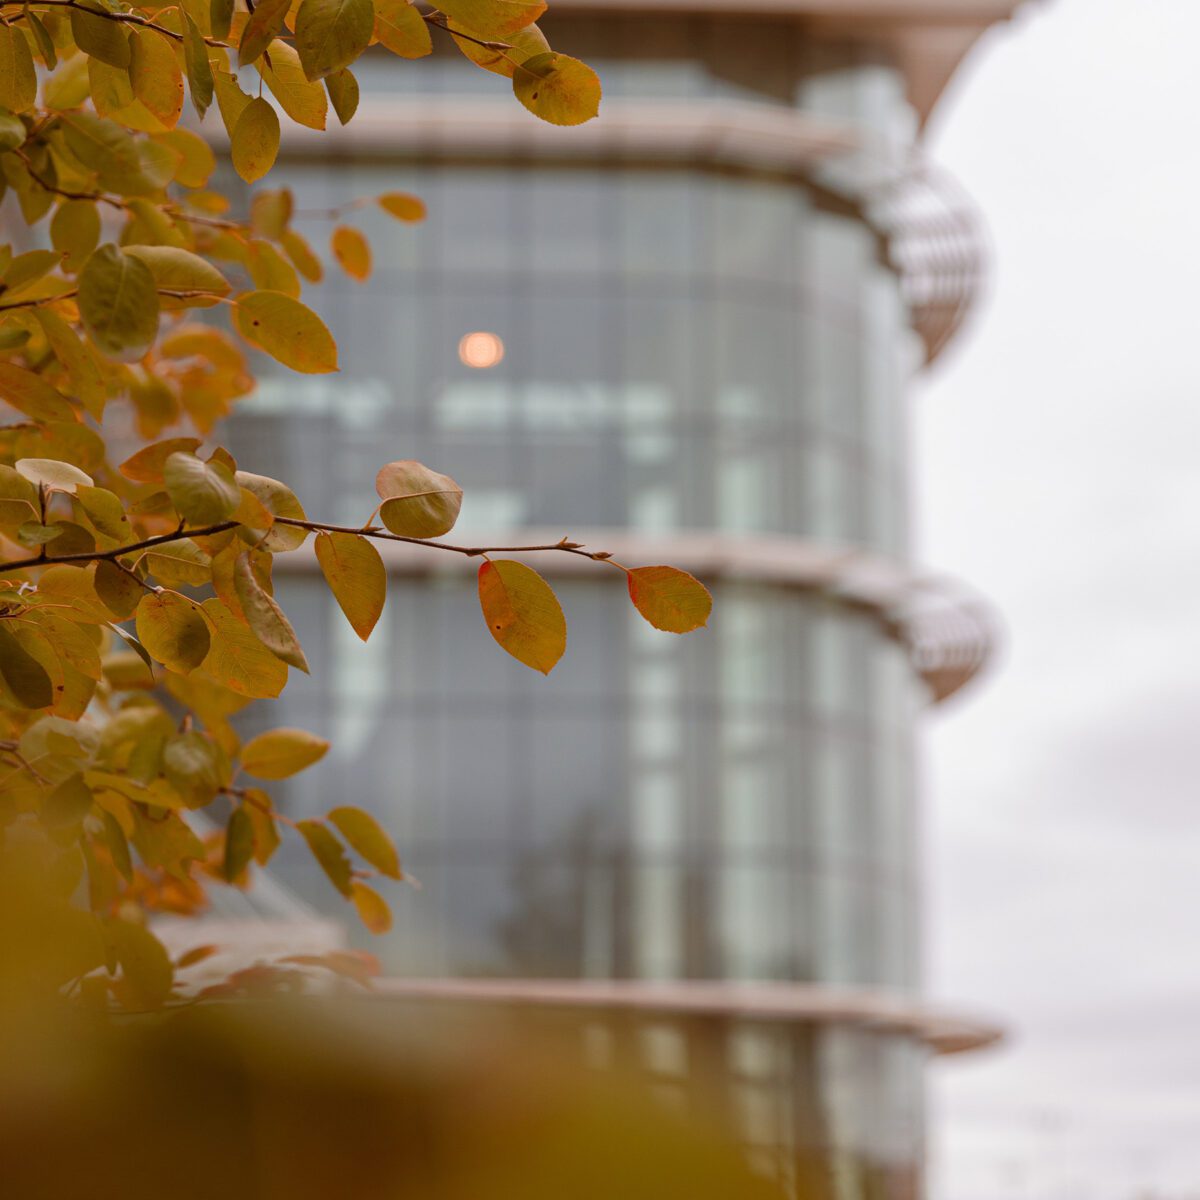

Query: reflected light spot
(458, 331), (505, 369)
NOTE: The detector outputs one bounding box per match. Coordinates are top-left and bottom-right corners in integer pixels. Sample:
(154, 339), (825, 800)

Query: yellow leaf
(477, 559), (566, 674)
(373, 0), (431, 58)
(329, 804), (402, 879)
(163, 729), (227, 806)
(234, 290), (338, 374)
(259, 40), (328, 130)
(230, 97), (280, 184)
(136, 589), (211, 674)
(295, 818), (352, 897)
(513, 52), (601, 126)
(233, 550), (310, 671)
(15, 458), (94, 492)
(41, 772), (95, 827)
(377, 191), (425, 222)
(241, 727), (330, 779)
(330, 224), (371, 281)
(375, 459), (462, 538)
(450, 18), (546, 78)
(31, 310), (107, 421)
(434, 0), (546, 39)
(129, 26), (185, 128)
(0, 360), (76, 423)
(234, 469), (308, 551)
(119, 435), (202, 483)
(94, 559), (144, 620)
(123, 244), (231, 304)
(351, 880), (392, 933)
(213, 67), (252, 139)
(198, 596), (288, 698)
(78, 244), (160, 362)
(244, 788), (281, 864)
(295, 0), (373, 81)
(626, 566), (712, 634)
(280, 228), (323, 282)
(314, 531), (385, 640)
(0, 22), (37, 112)
(250, 187), (293, 238)
(151, 127), (215, 188)
(239, 0), (291, 64)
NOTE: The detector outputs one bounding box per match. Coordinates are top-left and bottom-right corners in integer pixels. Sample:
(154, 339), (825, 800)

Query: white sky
(917, 2), (1200, 1197)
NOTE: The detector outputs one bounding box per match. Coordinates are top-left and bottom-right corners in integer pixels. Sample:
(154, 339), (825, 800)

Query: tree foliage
(0, 0), (710, 1008)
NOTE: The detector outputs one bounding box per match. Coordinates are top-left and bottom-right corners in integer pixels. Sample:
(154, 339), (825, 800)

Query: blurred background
(920, 2), (1200, 1197)
(192, 0), (1200, 1197)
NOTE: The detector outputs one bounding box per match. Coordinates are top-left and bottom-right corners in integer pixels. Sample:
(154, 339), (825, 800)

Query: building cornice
(375, 977), (1004, 1055)
(271, 97), (984, 363)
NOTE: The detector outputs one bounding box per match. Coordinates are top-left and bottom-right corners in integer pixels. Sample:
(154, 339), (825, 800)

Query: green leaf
(163, 730), (226, 807)
(314, 531), (385, 640)
(233, 551), (310, 672)
(95, 559), (143, 620)
(295, 819), (353, 897)
(41, 773), (94, 827)
(135, 589), (211, 674)
(163, 450), (241, 524)
(241, 727), (330, 779)
(238, 0), (291, 65)
(375, 460), (462, 538)
(325, 67), (359, 125)
(222, 805), (255, 882)
(328, 805), (402, 879)
(626, 566), (712, 634)
(70, 0), (131, 69)
(234, 290), (338, 373)
(76, 485), (133, 541)
(295, 0), (373, 81)
(78, 244), (160, 362)
(107, 919), (174, 1009)
(182, 9), (215, 120)
(230, 97), (280, 184)
(0, 23), (37, 112)
(477, 559), (566, 674)
(513, 52), (601, 126)
(0, 108), (27, 151)
(210, 0), (234, 41)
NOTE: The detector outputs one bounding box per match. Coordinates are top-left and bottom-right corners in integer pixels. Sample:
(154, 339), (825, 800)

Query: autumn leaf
(478, 559), (566, 674)
(314, 531), (385, 640)
(241, 728), (330, 779)
(626, 566), (712, 634)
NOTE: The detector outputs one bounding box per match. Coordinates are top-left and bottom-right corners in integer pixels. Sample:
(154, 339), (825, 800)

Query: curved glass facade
(228, 17), (938, 1196)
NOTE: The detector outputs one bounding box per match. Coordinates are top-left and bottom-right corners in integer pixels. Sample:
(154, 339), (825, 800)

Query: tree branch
(0, 515), (623, 576)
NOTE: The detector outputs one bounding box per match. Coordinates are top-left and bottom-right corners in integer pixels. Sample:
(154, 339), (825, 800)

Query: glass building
(228, 3), (1016, 1194)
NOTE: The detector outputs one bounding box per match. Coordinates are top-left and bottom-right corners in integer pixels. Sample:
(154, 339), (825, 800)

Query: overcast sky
(916, 2), (1200, 1197)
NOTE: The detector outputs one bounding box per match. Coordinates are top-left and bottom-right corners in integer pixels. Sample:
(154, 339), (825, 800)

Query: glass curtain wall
(227, 17), (929, 1194)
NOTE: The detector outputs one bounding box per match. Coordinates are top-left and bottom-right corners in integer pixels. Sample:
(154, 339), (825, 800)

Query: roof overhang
(542, 0), (1029, 125)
